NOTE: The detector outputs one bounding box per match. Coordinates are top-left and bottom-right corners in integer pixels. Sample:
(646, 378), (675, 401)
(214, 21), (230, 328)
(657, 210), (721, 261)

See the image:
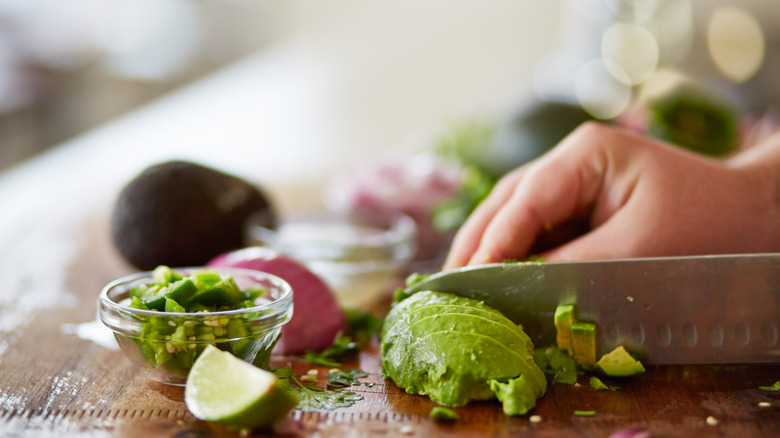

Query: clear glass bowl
(248, 212), (416, 307)
(98, 267), (293, 386)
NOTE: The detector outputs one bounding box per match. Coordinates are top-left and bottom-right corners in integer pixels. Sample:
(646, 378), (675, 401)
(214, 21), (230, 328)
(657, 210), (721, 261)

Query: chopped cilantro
(343, 307), (382, 346)
(759, 380), (780, 391)
(326, 368), (369, 388)
(274, 367), (364, 411)
(304, 332), (360, 367)
(293, 381), (364, 411)
(534, 346), (581, 384)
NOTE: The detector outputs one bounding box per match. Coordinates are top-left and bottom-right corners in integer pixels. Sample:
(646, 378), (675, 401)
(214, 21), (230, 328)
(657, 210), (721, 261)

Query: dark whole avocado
(111, 160), (276, 270)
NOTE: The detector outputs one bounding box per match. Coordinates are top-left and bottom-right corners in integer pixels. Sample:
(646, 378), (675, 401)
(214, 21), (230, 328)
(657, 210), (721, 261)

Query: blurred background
(0, 0), (778, 304)
(0, 0), (778, 176)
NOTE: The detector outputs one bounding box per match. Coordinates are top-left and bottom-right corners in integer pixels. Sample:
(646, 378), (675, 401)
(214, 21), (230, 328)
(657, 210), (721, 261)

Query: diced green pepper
(165, 298), (186, 313)
(191, 278), (244, 306)
(163, 278), (198, 306)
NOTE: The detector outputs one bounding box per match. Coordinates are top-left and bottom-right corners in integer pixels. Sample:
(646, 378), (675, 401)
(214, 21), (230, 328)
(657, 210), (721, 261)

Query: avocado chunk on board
(553, 304), (645, 376)
(570, 322), (597, 370)
(554, 304), (576, 355)
(595, 346), (646, 377)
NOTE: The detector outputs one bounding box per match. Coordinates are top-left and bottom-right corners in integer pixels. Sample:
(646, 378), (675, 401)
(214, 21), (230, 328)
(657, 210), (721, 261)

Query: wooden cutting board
(0, 212), (778, 437)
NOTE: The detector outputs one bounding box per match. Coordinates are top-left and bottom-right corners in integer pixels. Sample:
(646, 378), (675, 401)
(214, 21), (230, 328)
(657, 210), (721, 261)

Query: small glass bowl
(98, 267), (293, 386)
(248, 212), (416, 307)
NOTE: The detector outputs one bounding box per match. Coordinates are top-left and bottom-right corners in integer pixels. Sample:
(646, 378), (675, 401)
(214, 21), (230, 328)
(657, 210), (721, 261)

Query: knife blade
(405, 253), (780, 364)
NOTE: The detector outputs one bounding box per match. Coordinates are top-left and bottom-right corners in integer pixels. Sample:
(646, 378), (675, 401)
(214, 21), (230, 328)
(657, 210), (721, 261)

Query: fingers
(443, 167), (527, 269)
(445, 122), (616, 268)
(466, 143), (605, 265)
(540, 207), (639, 261)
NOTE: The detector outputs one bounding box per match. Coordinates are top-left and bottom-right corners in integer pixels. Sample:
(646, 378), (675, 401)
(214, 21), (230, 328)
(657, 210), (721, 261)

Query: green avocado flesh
(381, 291), (546, 414)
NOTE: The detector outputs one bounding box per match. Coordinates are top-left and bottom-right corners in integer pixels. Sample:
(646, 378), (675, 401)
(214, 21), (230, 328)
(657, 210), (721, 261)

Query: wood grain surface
(0, 212), (779, 438)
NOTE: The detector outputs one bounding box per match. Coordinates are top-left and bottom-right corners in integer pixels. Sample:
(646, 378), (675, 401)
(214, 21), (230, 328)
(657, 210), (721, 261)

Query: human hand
(444, 122), (779, 268)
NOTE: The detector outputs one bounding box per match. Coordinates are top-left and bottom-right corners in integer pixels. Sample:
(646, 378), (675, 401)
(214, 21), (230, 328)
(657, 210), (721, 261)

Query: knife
(404, 253), (780, 364)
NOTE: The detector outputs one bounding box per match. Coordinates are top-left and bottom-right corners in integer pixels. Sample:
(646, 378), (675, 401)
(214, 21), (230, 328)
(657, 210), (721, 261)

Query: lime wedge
(184, 345), (297, 430)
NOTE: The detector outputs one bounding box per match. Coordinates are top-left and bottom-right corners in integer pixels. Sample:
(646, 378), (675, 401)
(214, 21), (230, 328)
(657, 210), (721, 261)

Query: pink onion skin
(326, 154), (463, 261)
(207, 246), (347, 354)
(608, 428), (652, 438)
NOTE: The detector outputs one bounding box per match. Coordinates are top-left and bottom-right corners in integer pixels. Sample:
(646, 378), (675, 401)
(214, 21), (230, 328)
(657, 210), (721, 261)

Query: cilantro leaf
(288, 376), (364, 411)
(343, 307), (382, 347)
(304, 332), (360, 367)
(326, 368), (368, 388)
(534, 346), (581, 384)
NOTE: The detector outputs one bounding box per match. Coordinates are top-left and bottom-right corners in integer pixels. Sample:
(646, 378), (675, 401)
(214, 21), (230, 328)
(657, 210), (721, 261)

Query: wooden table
(0, 5), (778, 433)
(0, 205), (778, 438)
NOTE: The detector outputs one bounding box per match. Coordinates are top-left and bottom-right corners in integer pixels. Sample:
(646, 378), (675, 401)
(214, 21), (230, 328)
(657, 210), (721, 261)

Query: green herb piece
(289, 376), (363, 411)
(326, 369), (368, 388)
(431, 164), (495, 233)
(759, 380), (780, 391)
(534, 346), (581, 384)
(589, 376), (619, 391)
(304, 332), (360, 367)
(574, 410), (595, 416)
(429, 407), (459, 422)
(343, 307), (382, 346)
(273, 367), (294, 380)
(273, 367), (365, 411)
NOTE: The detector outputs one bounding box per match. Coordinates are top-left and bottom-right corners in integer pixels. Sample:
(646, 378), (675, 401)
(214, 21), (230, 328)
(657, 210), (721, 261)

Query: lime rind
(185, 345), (297, 429)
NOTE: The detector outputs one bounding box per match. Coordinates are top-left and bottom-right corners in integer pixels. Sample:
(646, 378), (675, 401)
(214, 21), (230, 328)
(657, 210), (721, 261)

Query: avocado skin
(111, 161), (276, 270)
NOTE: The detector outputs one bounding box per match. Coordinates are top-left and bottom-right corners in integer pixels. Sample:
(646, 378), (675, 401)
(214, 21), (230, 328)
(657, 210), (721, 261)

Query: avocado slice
(595, 346), (645, 377)
(570, 322), (597, 369)
(381, 291), (547, 411)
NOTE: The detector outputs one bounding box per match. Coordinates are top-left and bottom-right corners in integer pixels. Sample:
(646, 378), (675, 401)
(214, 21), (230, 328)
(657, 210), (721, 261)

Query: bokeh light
(602, 22), (659, 85)
(707, 6), (765, 84)
(636, 67), (689, 104)
(576, 58), (631, 119)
